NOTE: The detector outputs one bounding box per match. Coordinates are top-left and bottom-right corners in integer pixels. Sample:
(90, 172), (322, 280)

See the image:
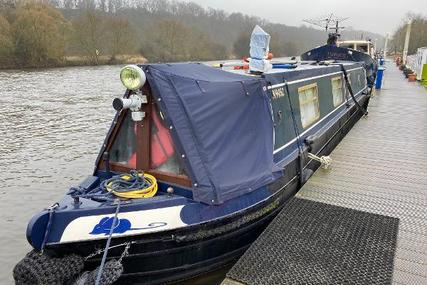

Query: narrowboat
(17, 26), (372, 285)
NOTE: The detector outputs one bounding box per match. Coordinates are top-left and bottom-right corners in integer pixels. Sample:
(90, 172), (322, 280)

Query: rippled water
(0, 65), (126, 284)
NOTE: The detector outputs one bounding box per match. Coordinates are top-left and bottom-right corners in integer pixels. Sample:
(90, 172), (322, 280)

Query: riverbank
(0, 54), (148, 70)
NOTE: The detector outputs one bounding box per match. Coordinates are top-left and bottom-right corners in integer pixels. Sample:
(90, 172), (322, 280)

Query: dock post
(402, 20), (412, 65)
(383, 33), (388, 59)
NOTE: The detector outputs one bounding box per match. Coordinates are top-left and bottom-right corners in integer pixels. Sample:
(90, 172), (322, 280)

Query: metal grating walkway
(295, 63), (427, 284)
(222, 63), (427, 285)
(225, 197), (399, 285)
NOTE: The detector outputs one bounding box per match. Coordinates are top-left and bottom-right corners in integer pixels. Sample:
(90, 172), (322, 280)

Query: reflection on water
(0, 65), (226, 284)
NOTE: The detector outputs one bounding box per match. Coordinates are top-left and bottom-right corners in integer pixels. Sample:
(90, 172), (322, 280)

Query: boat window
(298, 83), (320, 128)
(331, 76), (344, 107)
(110, 111), (137, 168)
(150, 104), (187, 176)
(357, 73), (363, 87)
(339, 43), (354, 49)
(356, 44), (368, 53)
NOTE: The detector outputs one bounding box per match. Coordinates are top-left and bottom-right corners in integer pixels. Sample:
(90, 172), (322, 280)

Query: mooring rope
(95, 199), (121, 285)
(68, 170), (157, 202)
(283, 80), (305, 186)
(338, 64), (368, 116)
(40, 203), (58, 253)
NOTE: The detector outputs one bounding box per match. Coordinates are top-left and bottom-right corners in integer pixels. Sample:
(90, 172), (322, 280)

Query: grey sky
(185, 0), (426, 35)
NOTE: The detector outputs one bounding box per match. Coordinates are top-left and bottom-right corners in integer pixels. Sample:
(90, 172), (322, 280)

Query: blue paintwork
(273, 88), (367, 164)
(27, 180), (274, 249)
(26, 210), (49, 250)
(272, 63), (297, 69)
(90, 217), (133, 235)
(90, 217), (167, 235)
(180, 186), (272, 224)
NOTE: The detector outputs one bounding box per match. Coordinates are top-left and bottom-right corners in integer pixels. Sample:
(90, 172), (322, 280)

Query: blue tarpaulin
(143, 63), (276, 205)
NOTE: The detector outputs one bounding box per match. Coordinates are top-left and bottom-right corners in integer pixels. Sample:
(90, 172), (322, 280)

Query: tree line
(390, 13), (427, 55)
(0, 0), (384, 68)
(0, 1), (140, 67)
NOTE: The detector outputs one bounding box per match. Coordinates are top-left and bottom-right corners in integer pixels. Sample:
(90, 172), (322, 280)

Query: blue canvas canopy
(142, 63), (276, 205)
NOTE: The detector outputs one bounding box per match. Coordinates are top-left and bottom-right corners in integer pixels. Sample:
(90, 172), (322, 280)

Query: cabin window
(110, 112), (137, 168)
(108, 105), (188, 175)
(339, 43), (354, 49)
(331, 76), (344, 107)
(357, 73), (363, 88)
(357, 44), (368, 53)
(298, 83), (320, 128)
(104, 94), (190, 186)
(150, 104), (187, 176)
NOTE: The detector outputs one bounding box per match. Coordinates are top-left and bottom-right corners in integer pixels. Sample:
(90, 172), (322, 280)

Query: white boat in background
(337, 40), (376, 58)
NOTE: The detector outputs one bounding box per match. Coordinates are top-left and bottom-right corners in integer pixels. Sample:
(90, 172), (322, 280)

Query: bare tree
(0, 0), (17, 9)
(63, 0), (76, 9)
(107, 15), (134, 61)
(391, 13), (427, 55)
(73, 9), (106, 64)
(12, 2), (71, 67)
(233, 30), (251, 58)
(141, 19), (227, 62)
(99, 0), (107, 12)
(0, 15), (14, 64)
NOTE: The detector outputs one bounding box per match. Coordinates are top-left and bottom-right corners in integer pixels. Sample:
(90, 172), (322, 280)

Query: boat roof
(225, 61), (361, 83)
(338, 40), (372, 44)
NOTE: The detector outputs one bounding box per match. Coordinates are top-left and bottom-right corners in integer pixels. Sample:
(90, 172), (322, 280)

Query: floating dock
(222, 63), (427, 285)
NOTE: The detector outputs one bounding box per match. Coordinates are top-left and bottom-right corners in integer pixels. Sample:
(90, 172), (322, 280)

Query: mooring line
(95, 199), (121, 285)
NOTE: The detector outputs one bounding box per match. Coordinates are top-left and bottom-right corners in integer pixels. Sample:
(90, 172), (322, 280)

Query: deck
(222, 62), (427, 285)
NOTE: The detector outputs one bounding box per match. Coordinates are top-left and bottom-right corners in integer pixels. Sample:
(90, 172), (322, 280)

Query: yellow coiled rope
(105, 172), (158, 199)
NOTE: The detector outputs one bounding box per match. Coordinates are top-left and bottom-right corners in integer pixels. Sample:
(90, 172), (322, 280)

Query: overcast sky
(186, 0), (426, 35)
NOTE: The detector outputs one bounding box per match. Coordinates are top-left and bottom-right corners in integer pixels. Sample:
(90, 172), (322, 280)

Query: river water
(0, 65), (227, 284)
